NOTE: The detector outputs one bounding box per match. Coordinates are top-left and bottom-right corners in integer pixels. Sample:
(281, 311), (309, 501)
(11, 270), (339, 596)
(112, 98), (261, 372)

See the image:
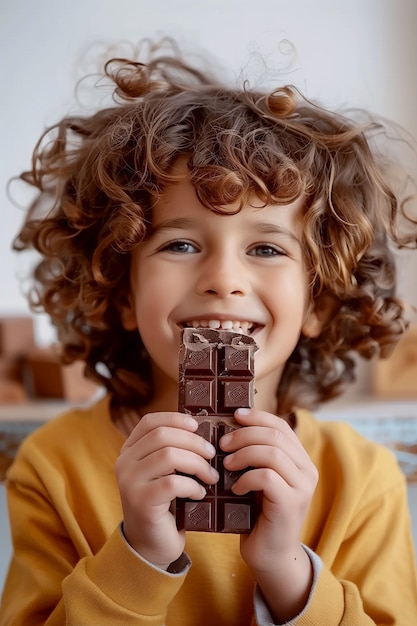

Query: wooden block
(373, 325), (417, 398)
(0, 380), (28, 404)
(24, 347), (100, 402)
(0, 356), (24, 382)
(0, 316), (35, 357)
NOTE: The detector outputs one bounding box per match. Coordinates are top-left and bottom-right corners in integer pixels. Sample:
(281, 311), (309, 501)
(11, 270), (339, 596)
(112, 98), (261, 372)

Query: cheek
(267, 270), (310, 318)
(133, 286), (181, 382)
(132, 266), (179, 336)
(134, 289), (167, 329)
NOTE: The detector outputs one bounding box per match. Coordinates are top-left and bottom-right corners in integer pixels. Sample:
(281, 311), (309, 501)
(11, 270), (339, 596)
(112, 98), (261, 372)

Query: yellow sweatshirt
(1, 395), (416, 625)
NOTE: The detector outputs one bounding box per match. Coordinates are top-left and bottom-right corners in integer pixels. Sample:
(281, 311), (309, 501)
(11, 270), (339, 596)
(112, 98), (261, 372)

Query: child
(1, 39), (417, 625)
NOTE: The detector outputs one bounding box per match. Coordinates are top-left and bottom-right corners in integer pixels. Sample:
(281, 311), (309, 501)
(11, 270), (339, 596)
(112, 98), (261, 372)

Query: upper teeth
(186, 320), (254, 334)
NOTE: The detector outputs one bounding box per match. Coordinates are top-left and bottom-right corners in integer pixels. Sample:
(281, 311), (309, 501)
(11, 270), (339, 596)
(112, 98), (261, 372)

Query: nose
(195, 251), (249, 298)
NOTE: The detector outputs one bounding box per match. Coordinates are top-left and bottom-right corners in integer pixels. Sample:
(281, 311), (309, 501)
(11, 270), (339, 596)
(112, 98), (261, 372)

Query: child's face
(121, 167), (326, 408)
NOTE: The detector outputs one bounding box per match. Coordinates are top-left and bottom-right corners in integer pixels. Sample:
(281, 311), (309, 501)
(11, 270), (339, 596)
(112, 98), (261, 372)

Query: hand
(220, 408), (318, 621)
(115, 412), (218, 569)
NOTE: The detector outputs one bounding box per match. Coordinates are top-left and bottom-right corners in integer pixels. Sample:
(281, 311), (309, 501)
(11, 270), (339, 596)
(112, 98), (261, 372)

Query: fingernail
(220, 433), (231, 447)
(235, 408), (251, 416)
(184, 416), (198, 428)
(223, 453), (233, 467)
(204, 441), (216, 456)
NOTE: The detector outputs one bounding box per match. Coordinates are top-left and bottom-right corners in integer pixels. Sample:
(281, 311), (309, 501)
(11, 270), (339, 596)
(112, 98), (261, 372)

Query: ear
(301, 293), (339, 339)
(119, 292), (138, 331)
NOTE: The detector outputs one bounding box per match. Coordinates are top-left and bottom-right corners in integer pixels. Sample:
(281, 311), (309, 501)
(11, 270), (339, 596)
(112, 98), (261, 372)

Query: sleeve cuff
(120, 523), (191, 576)
(82, 526), (190, 614)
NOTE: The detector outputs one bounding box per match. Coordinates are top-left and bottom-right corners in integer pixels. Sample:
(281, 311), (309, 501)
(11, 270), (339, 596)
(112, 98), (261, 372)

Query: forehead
(153, 159), (306, 226)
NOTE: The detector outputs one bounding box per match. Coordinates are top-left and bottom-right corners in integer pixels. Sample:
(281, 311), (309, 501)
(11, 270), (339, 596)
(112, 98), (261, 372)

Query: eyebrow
(149, 217), (197, 234)
(148, 217), (301, 246)
(255, 222), (302, 246)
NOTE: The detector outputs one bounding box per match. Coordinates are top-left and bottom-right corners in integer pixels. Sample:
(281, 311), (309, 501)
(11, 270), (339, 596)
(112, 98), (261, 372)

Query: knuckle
(160, 446), (176, 465)
(262, 467), (277, 485)
(141, 412), (152, 423)
(271, 428), (285, 446)
(156, 425), (169, 443)
(162, 473), (179, 490)
(270, 446), (285, 465)
(139, 412), (153, 430)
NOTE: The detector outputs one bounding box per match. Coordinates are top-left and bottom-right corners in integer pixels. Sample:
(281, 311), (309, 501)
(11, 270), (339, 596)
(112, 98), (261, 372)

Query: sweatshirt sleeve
(0, 461), (189, 625)
(60, 529), (189, 625)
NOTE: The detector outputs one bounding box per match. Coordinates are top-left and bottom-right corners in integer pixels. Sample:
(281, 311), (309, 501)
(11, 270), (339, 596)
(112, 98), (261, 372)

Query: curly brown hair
(12, 40), (417, 415)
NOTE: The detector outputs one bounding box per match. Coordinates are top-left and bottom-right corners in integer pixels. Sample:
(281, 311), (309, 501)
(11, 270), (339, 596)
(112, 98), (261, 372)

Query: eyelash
(160, 240), (198, 254)
(248, 244), (284, 257)
(159, 240), (285, 257)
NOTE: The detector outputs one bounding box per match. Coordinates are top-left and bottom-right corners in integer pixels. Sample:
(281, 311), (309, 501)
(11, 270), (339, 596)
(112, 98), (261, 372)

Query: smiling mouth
(182, 319), (258, 336)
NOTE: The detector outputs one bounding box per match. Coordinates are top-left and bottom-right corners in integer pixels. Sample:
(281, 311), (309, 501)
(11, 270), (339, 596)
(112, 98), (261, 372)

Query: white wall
(1, 0), (417, 377)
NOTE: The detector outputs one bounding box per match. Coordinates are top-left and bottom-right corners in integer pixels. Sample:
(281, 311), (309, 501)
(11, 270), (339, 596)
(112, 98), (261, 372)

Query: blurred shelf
(316, 397), (417, 483)
(0, 401), (69, 423)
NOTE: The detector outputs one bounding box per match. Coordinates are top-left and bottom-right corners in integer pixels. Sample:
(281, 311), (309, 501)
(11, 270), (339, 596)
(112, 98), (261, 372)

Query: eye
(248, 244), (284, 257)
(160, 240), (198, 254)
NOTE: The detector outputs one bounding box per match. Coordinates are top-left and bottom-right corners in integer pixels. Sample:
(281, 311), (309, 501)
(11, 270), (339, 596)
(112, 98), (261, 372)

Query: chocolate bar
(172, 327), (259, 533)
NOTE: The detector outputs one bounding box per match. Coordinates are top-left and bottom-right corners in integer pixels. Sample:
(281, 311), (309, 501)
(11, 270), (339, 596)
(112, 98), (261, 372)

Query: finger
(225, 408), (311, 464)
(220, 425), (308, 470)
(233, 408), (296, 436)
(140, 473), (208, 506)
(128, 426), (216, 463)
(136, 447), (220, 486)
(223, 444), (299, 487)
(231, 466), (318, 510)
(230, 466), (287, 497)
(221, 423), (292, 451)
(122, 412), (199, 449)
